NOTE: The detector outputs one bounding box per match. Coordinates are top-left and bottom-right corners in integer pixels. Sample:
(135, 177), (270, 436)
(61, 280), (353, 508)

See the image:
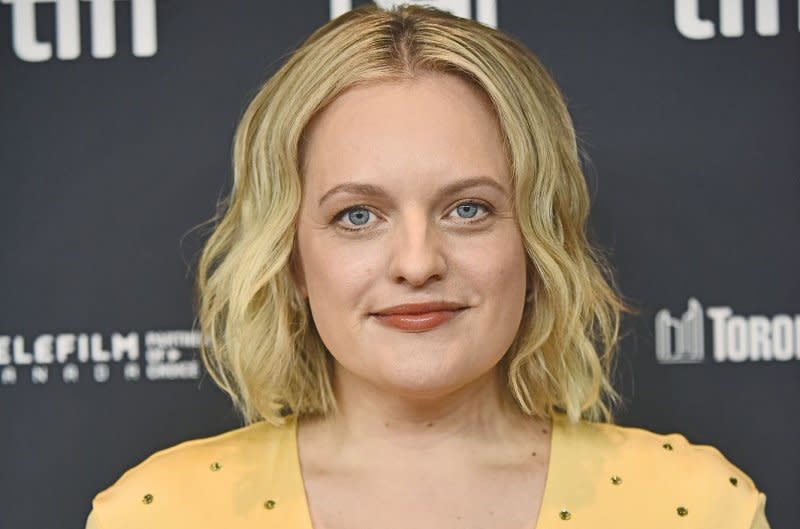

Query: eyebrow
(317, 176), (509, 206)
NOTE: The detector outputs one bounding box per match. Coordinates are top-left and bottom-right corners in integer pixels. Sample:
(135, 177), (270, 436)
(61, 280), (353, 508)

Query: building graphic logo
(655, 298), (800, 364)
(2, 0), (158, 62)
(331, 0), (498, 28)
(656, 297), (705, 364)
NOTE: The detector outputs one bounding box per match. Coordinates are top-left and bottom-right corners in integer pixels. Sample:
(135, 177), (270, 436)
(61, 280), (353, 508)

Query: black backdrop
(1, 1), (798, 528)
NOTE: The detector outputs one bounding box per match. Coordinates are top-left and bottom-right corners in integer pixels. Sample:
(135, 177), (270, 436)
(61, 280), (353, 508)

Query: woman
(86, 5), (770, 529)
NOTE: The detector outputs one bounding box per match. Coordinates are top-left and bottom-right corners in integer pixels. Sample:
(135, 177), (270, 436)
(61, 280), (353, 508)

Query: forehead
(300, 72), (511, 193)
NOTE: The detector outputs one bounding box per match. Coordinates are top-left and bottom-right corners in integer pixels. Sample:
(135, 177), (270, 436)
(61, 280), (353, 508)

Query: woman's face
(294, 72), (528, 399)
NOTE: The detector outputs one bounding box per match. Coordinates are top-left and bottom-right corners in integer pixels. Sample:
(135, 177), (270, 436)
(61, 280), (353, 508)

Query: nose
(388, 209), (447, 287)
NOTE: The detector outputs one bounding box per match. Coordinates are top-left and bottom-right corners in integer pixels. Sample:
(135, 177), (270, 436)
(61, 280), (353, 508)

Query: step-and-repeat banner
(1, 1), (798, 528)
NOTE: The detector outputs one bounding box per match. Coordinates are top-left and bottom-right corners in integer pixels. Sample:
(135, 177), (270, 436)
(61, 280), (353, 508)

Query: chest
(302, 463), (547, 529)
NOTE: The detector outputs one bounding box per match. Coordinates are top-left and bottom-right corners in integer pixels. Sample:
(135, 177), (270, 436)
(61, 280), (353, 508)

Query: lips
(370, 302), (468, 332)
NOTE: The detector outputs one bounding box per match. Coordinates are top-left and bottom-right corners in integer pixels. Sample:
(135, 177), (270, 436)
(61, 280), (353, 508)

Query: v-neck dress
(86, 414), (770, 529)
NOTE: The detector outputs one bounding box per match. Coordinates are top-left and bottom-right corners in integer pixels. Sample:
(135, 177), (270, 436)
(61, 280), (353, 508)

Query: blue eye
(345, 207), (371, 225)
(455, 203), (481, 218)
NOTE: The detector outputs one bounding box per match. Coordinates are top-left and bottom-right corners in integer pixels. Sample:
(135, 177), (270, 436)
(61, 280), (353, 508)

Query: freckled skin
(295, 72), (528, 401)
(293, 73), (550, 529)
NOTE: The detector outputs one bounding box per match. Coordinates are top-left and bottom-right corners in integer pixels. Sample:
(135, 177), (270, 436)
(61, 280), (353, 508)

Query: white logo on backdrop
(0, 330), (202, 386)
(1, 0), (157, 62)
(656, 298), (800, 363)
(674, 0), (798, 39)
(331, 0), (498, 28)
(656, 298), (705, 363)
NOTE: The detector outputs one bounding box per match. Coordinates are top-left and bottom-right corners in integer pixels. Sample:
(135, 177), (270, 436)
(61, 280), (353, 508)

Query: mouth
(369, 302), (469, 332)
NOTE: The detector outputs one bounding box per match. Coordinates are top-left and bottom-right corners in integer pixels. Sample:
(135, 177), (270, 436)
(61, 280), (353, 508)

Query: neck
(306, 361), (541, 456)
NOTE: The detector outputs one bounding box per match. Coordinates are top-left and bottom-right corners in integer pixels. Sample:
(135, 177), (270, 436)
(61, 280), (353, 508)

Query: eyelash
(332, 201), (494, 233)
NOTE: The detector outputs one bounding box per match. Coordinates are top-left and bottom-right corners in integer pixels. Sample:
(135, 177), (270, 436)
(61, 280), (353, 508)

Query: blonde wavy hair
(196, 4), (632, 426)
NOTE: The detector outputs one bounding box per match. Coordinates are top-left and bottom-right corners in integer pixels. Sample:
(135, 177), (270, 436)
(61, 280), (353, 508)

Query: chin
(372, 359), (493, 399)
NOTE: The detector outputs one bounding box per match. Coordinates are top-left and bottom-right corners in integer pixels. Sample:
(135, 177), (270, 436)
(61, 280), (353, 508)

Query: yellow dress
(85, 414), (770, 529)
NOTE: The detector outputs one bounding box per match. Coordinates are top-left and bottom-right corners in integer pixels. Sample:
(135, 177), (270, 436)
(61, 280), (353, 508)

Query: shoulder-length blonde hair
(196, 4), (632, 426)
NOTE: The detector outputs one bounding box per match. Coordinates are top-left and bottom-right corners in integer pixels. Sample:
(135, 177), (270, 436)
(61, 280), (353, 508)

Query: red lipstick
(370, 302), (467, 332)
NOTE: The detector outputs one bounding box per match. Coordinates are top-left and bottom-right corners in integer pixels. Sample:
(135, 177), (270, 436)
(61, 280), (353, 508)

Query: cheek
(300, 232), (383, 315)
(300, 234), (387, 373)
(453, 228), (528, 351)
(457, 229), (527, 298)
